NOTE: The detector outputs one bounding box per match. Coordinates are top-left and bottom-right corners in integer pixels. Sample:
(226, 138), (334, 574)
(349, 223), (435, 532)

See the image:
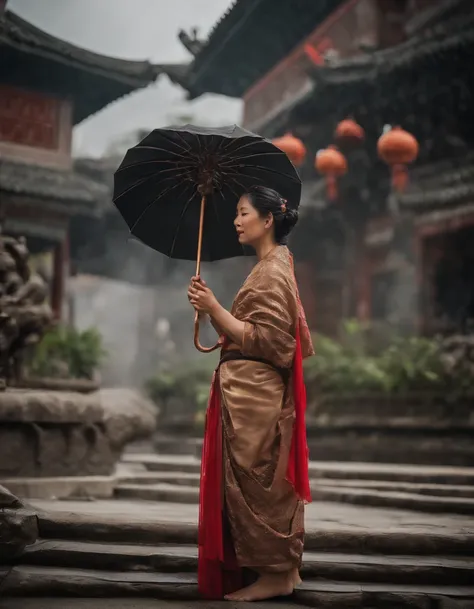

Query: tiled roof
(0, 159), (109, 216)
(311, 8), (474, 88)
(398, 156), (474, 211)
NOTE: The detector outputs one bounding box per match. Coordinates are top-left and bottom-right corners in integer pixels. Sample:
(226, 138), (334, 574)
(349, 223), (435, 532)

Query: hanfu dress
(198, 245), (314, 599)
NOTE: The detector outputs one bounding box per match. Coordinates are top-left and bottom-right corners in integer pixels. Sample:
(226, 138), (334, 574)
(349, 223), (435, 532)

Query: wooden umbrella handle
(194, 310), (221, 353)
(193, 193), (220, 354)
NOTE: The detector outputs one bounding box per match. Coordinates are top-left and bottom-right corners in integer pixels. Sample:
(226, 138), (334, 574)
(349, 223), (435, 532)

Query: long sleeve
(235, 263), (298, 368)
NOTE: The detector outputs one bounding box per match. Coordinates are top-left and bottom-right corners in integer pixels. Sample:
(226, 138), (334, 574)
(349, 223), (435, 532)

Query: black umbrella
(113, 124), (302, 352)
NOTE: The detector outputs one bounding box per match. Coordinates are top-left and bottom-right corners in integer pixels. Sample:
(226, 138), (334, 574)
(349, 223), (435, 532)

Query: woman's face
(234, 195), (271, 246)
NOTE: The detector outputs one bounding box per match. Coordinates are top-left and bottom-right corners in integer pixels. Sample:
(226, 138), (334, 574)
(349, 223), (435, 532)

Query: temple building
(0, 6), (183, 318)
(181, 0), (474, 336)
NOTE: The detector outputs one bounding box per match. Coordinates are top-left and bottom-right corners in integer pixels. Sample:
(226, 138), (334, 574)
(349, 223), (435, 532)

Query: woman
(188, 185), (314, 602)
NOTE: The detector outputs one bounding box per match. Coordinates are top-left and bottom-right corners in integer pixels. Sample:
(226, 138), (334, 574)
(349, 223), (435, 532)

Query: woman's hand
(187, 276), (219, 315)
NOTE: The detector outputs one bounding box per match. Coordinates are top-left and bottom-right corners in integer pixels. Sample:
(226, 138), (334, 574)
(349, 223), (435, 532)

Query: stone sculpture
(0, 235), (53, 387)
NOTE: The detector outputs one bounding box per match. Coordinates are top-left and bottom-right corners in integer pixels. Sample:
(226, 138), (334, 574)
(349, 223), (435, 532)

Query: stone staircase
(116, 454), (474, 514)
(2, 496), (474, 607)
(2, 454), (474, 606)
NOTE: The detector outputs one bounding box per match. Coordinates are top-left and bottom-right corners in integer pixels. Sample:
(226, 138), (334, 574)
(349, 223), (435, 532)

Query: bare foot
(293, 569), (302, 587)
(224, 571), (296, 602)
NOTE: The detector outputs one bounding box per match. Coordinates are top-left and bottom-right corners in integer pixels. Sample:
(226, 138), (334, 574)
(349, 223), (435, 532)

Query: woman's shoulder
(263, 248), (294, 284)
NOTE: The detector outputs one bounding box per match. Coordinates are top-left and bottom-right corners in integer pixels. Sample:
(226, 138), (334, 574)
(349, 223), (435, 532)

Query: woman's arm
(209, 302), (245, 346)
(188, 278), (244, 346)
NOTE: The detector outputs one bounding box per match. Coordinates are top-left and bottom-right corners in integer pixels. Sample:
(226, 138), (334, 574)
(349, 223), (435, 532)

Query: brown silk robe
(219, 246), (314, 573)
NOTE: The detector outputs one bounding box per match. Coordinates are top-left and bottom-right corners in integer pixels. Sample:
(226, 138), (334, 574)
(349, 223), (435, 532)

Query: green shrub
(377, 336), (445, 393)
(145, 355), (217, 420)
(304, 319), (472, 397)
(29, 325), (106, 380)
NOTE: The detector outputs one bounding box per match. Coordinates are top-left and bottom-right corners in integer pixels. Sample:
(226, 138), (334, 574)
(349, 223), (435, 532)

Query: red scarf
(197, 322), (312, 599)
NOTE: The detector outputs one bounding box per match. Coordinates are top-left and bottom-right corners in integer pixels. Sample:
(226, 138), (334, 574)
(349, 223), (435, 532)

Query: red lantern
(272, 133), (306, 167)
(377, 126), (419, 192)
(315, 145), (347, 201)
(335, 118), (365, 149)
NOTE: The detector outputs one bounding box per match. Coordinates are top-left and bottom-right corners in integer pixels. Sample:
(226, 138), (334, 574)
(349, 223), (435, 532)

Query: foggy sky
(9, 0), (242, 157)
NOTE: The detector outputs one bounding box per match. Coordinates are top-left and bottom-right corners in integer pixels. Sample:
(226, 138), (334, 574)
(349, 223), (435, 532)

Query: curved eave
(185, 0), (346, 99)
(1, 11), (187, 123)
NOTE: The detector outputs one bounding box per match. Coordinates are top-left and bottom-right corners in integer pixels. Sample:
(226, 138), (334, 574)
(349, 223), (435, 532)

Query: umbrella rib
(129, 181), (188, 232)
(219, 151), (285, 166)
(169, 186), (197, 259)
(235, 163), (302, 182)
(227, 174), (251, 194)
(132, 146), (188, 160)
(157, 169), (197, 183)
(218, 137), (259, 153)
(161, 130), (193, 155)
(113, 171), (162, 203)
(223, 178), (241, 202)
(115, 159), (193, 173)
(221, 138), (269, 156)
(224, 171), (265, 187)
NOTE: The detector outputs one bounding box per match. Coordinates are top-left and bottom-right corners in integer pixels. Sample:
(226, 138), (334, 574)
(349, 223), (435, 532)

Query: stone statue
(0, 235), (53, 386)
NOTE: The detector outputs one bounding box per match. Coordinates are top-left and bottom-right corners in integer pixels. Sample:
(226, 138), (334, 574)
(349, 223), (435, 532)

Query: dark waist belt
(218, 350), (289, 383)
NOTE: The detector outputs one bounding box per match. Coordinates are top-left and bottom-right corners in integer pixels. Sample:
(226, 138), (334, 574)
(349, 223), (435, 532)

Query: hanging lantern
(315, 145), (347, 201)
(377, 125), (419, 192)
(334, 118), (365, 149)
(272, 132), (306, 167)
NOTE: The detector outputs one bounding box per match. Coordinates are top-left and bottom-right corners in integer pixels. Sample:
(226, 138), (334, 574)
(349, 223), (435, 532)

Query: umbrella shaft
(195, 194), (206, 277)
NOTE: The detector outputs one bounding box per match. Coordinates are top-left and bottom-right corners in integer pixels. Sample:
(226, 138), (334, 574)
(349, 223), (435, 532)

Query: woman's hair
(244, 185), (298, 245)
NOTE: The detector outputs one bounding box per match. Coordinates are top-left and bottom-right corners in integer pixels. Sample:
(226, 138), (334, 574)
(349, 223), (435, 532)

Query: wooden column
(51, 233), (69, 321)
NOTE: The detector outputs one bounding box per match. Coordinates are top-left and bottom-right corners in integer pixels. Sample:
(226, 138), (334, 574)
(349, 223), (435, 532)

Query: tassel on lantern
(377, 125), (419, 193)
(315, 146), (347, 201)
(391, 164), (409, 192)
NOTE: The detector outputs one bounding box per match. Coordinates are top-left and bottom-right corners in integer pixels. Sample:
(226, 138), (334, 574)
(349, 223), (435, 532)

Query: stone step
(19, 540), (474, 586)
(121, 454), (474, 485)
(35, 508), (197, 546)
(1, 475), (116, 500)
(2, 565), (474, 607)
(116, 470), (474, 499)
(121, 454), (200, 474)
(312, 485), (474, 515)
(0, 598), (306, 609)
(154, 436), (202, 457)
(114, 483), (198, 503)
(116, 471), (200, 488)
(116, 479), (474, 515)
(32, 502), (474, 556)
(308, 461), (474, 485)
(312, 478), (474, 498)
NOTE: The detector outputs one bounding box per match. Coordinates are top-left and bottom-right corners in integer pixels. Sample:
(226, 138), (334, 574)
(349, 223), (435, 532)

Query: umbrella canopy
(113, 124), (302, 262)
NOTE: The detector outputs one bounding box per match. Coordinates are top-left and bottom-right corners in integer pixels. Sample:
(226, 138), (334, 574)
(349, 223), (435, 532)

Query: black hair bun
(277, 207), (298, 244)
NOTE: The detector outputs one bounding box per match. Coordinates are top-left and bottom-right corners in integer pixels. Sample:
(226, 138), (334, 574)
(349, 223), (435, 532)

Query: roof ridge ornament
(178, 27), (204, 57)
